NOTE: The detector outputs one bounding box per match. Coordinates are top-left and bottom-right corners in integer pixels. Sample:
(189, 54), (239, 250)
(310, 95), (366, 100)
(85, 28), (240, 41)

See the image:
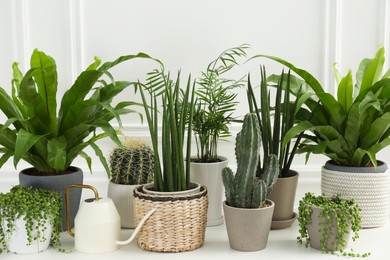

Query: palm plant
(259, 46), (390, 167)
(192, 44), (249, 163)
(139, 66), (195, 192)
(0, 49), (157, 175)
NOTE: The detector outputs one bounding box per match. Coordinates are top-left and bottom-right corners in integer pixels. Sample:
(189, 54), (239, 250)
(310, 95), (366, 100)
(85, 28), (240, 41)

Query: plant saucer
(271, 212), (297, 230)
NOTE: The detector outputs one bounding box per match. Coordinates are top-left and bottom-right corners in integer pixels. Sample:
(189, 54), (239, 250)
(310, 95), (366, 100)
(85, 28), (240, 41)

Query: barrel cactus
(109, 139), (154, 185)
(222, 113), (279, 208)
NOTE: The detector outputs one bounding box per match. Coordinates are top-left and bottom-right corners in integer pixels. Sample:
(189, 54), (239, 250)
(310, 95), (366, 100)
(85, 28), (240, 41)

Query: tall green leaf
(337, 70), (353, 111)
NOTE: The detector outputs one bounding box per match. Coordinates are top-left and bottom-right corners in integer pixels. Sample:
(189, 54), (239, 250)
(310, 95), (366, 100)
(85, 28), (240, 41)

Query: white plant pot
(321, 160), (390, 228)
(2, 216), (52, 254)
(190, 157), (228, 226)
(107, 181), (138, 228)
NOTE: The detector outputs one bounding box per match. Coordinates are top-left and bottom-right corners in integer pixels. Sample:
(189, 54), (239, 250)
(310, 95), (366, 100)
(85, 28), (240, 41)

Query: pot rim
(188, 156), (228, 165)
(324, 160), (388, 173)
(223, 199), (275, 211)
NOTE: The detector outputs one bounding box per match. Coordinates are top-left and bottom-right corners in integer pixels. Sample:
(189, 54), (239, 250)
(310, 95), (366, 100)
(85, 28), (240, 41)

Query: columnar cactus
(109, 139), (154, 185)
(222, 113), (279, 208)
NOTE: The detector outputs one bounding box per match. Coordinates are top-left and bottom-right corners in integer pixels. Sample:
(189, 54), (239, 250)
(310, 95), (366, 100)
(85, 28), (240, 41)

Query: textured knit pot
(133, 182), (208, 252)
(2, 216), (52, 254)
(107, 181), (138, 228)
(19, 166), (83, 231)
(307, 205), (351, 251)
(223, 200), (274, 252)
(190, 156), (228, 226)
(268, 170), (299, 229)
(321, 160), (390, 228)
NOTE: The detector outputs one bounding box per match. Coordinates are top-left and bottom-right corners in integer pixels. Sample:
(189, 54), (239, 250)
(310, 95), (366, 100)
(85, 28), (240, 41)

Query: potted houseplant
(0, 49), (157, 230)
(107, 138), (154, 228)
(191, 44), (248, 226)
(297, 192), (369, 257)
(259, 46), (390, 228)
(246, 67), (306, 229)
(0, 185), (62, 254)
(133, 66), (208, 252)
(222, 112), (279, 252)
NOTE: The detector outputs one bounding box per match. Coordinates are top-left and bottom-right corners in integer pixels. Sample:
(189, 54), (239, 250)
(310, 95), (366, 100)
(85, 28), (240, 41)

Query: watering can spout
(116, 208), (157, 246)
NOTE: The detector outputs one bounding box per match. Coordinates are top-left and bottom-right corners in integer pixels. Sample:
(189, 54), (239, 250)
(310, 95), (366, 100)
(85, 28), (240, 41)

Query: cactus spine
(110, 139), (154, 185)
(222, 113), (279, 208)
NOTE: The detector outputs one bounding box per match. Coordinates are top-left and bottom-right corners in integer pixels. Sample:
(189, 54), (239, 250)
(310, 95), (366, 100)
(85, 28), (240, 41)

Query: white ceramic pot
(321, 160), (390, 228)
(3, 216), (52, 254)
(107, 181), (138, 228)
(190, 157), (228, 226)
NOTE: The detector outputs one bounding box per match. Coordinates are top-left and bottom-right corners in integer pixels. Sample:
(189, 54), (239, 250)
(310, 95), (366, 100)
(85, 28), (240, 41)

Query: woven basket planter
(321, 161), (390, 228)
(133, 184), (208, 252)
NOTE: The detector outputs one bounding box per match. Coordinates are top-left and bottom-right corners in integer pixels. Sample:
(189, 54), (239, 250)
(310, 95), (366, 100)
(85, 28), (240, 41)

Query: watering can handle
(116, 208), (157, 246)
(65, 184), (100, 237)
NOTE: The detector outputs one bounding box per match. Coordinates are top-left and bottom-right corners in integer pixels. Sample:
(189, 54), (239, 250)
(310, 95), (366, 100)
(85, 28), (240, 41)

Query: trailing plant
(192, 44), (249, 163)
(0, 49), (158, 175)
(222, 112), (279, 208)
(0, 185), (63, 253)
(254, 46), (390, 167)
(139, 66), (195, 192)
(247, 67), (309, 177)
(109, 138), (154, 185)
(297, 192), (369, 257)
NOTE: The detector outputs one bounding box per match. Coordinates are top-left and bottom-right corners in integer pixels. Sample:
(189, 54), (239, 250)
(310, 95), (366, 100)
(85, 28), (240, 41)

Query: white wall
(1, 0), (390, 196)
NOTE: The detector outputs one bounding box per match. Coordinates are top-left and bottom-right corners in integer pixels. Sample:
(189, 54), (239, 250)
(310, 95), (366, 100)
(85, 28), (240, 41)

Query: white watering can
(65, 184), (156, 253)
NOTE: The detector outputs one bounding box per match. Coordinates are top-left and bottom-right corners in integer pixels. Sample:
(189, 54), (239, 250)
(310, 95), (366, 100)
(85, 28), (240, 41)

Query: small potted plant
(107, 138), (154, 228)
(222, 112), (279, 252)
(191, 44), (249, 226)
(133, 66), (208, 253)
(297, 192), (369, 257)
(0, 185), (62, 254)
(246, 67), (305, 229)
(260, 46), (390, 228)
(0, 49), (158, 230)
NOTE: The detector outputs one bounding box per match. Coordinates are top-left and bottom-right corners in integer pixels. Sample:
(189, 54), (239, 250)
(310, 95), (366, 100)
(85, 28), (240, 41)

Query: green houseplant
(222, 112), (279, 251)
(133, 66), (208, 252)
(107, 138), (154, 228)
(190, 44), (248, 226)
(0, 185), (62, 254)
(259, 46), (390, 228)
(246, 66), (307, 229)
(298, 192), (368, 257)
(0, 49), (157, 230)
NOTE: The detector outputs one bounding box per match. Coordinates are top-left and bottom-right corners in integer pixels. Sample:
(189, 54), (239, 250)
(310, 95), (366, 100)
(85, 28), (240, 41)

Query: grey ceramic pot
(223, 200), (274, 251)
(19, 166), (83, 231)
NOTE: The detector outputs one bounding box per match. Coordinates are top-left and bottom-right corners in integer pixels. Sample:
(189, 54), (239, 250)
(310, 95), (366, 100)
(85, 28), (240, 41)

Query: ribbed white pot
(2, 216), (52, 254)
(190, 157), (228, 226)
(321, 161), (390, 228)
(107, 181), (138, 228)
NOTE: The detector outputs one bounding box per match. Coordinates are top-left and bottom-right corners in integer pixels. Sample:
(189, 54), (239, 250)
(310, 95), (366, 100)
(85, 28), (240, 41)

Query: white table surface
(2, 218), (389, 260)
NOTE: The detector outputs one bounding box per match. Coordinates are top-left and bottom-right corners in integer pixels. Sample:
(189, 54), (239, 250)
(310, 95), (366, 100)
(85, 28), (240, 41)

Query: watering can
(65, 184), (156, 253)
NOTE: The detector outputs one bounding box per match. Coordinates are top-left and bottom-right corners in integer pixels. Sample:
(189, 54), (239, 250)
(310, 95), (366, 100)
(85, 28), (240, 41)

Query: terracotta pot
(321, 160), (390, 228)
(223, 200), (274, 252)
(268, 170), (298, 229)
(307, 205), (351, 251)
(190, 156), (228, 226)
(18, 166), (83, 231)
(107, 181), (138, 228)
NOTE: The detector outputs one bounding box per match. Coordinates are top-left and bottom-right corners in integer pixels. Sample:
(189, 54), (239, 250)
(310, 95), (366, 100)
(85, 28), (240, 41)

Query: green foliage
(109, 138), (154, 185)
(0, 185), (63, 253)
(247, 67), (308, 177)
(222, 113), (279, 208)
(193, 44), (249, 162)
(139, 66), (195, 192)
(258, 46), (390, 167)
(297, 192), (368, 257)
(0, 49), (158, 175)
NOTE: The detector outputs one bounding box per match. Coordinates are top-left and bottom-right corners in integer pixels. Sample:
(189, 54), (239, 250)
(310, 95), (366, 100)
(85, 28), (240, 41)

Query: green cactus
(222, 113), (279, 208)
(109, 139), (154, 185)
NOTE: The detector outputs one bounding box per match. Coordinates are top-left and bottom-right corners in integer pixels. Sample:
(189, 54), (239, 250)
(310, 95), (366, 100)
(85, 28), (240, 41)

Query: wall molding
(67, 0), (83, 81)
(11, 0), (29, 70)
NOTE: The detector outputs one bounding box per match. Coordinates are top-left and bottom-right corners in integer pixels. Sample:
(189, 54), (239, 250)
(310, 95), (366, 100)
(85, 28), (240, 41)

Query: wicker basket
(133, 184), (208, 252)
